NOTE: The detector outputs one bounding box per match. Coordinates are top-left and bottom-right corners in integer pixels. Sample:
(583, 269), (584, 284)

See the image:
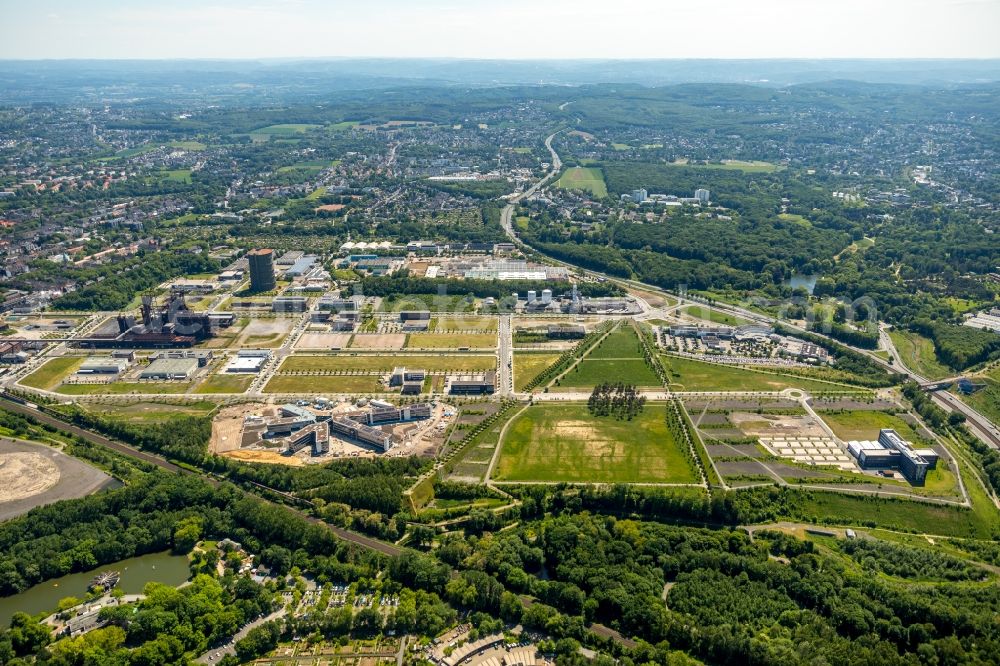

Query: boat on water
(88, 571), (120, 591)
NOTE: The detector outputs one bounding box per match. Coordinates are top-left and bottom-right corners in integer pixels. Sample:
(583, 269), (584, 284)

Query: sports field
(555, 167), (608, 197)
(493, 403), (700, 484)
(281, 354), (495, 373)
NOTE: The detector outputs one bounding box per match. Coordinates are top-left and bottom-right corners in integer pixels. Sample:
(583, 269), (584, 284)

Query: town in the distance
(0, 58), (998, 666)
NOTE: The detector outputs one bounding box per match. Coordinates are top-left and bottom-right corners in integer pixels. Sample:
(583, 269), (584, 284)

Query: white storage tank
(541, 289), (552, 304)
(527, 290), (537, 303)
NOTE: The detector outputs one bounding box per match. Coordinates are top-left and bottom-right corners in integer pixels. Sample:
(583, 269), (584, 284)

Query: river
(0, 551), (189, 626)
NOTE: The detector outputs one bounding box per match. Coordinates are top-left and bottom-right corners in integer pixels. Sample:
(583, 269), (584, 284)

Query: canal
(0, 551), (189, 626)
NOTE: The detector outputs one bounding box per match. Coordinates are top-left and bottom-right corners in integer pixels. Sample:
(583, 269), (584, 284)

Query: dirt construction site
(209, 400), (454, 466)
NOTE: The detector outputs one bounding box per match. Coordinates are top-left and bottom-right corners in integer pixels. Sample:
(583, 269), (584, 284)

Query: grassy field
(681, 305), (752, 326)
(263, 375), (383, 394)
(555, 167), (608, 197)
(162, 169), (192, 183)
(194, 374), (253, 394)
(56, 382), (191, 395)
(436, 317), (497, 332)
(406, 333), (496, 349)
(669, 159), (781, 173)
(777, 213), (811, 227)
(168, 140), (207, 150)
(585, 325), (645, 360)
(889, 330), (952, 380)
(250, 124), (321, 136)
(514, 352), (561, 391)
(21, 357), (82, 390)
(662, 355), (854, 393)
(379, 294), (477, 313)
(82, 401), (216, 423)
(818, 410), (927, 443)
(558, 359), (662, 388)
(493, 403), (700, 484)
(281, 354), (495, 372)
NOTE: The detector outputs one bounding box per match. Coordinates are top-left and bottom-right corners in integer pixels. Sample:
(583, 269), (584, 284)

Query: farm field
(280, 354), (496, 373)
(194, 373), (254, 394)
(661, 355), (855, 393)
(262, 375), (384, 394)
(406, 333), (496, 349)
(514, 352), (560, 391)
(817, 409), (927, 443)
(493, 403), (700, 484)
(20, 357), (82, 390)
(889, 330), (952, 380)
(555, 167), (608, 197)
(681, 305), (752, 326)
(557, 359), (662, 389)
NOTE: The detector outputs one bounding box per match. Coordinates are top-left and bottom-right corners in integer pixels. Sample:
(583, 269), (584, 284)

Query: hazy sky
(2, 0), (999, 59)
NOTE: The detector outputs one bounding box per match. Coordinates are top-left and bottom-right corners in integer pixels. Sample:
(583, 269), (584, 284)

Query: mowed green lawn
(494, 403), (699, 483)
(818, 410), (926, 443)
(586, 325), (645, 360)
(21, 357), (82, 390)
(556, 167), (608, 197)
(558, 359), (662, 388)
(661, 355), (853, 393)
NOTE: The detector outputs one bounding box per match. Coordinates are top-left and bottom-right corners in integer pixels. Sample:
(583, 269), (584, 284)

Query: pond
(0, 551), (189, 626)
(785, 273), (819, 295)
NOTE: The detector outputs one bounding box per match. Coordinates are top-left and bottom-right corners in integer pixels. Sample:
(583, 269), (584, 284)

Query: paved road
(497, 314), (513, 397)
(195, 608), (286, 664)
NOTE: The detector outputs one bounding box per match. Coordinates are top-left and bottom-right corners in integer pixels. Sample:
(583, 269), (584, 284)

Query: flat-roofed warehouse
(140, 357), (200, 380)
(77, 356), (130, 375)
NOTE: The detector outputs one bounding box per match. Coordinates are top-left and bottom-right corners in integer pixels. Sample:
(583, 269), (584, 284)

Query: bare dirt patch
(210, 403), (275, 454)
(223, 450), (303, 466)
(0, 439), (119, 521)
(730, 412), (827, 438)
(296, 332), (353, 349)
(0, 452), (60, 501)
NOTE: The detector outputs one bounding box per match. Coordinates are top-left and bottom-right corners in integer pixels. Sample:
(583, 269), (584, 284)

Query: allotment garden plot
(492, 402), (700, 484)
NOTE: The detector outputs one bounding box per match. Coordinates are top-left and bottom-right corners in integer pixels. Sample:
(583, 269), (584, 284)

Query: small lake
(785, 273), (818, 294)
(0, 551), (189, 626)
